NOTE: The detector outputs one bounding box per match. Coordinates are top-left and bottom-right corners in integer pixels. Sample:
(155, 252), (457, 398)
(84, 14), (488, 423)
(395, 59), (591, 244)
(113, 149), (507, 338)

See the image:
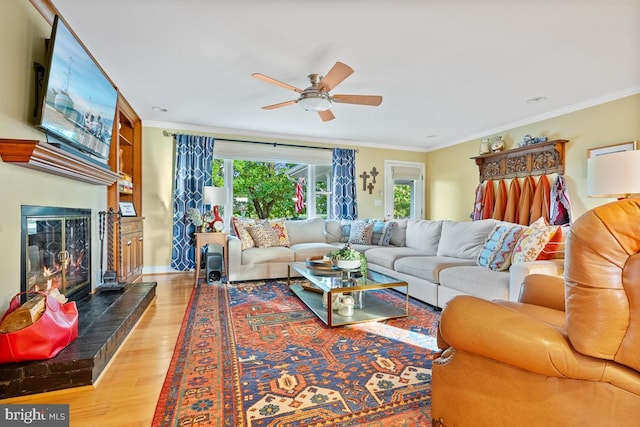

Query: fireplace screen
(21, 206), (91, 300)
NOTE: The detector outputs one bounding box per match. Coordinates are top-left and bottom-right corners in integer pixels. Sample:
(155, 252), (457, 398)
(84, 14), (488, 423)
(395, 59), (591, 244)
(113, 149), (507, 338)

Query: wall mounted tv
(37, 15), (118, 162)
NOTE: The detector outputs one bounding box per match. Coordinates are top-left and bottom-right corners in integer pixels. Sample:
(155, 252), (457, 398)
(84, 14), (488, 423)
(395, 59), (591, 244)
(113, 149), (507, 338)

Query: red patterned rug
(152, 280), (439, 426)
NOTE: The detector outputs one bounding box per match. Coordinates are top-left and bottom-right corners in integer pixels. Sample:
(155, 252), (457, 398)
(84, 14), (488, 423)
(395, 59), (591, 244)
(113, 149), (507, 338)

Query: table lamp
(587, 150), (640, 199)
(203, 186), (226, 231)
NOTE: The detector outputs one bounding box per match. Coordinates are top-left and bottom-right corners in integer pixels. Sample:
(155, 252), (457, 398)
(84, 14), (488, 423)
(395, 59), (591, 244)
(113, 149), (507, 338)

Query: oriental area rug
(152, 279), (440, 426)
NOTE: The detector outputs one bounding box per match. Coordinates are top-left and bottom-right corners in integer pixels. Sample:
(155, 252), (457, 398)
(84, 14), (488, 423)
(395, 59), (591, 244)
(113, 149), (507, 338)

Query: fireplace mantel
(0, 139), (119, 185)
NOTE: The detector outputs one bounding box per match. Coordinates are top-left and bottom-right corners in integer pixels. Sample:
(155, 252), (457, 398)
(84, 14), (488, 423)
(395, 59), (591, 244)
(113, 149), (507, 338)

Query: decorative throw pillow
(231, 217), (256, 250)
(370, 220), (386, 245)
(348, 221), (374, 245)
(269, 220), (291, 247)
(512, 218), (561, 264)
(246, 224), (278, 248)
(477, 223), (526, 271)
(340, 219), (363, 243)
(379, 221), (397, 246)
(536, 226), (565, 260)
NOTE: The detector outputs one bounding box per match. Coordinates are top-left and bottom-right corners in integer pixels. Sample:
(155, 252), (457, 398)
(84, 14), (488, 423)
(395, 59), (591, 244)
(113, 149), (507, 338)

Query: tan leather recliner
(432, 198), (640, 426)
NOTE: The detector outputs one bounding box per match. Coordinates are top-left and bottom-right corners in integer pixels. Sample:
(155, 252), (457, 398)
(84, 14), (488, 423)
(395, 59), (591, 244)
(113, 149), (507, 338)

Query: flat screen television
(36, 15), (118, 162)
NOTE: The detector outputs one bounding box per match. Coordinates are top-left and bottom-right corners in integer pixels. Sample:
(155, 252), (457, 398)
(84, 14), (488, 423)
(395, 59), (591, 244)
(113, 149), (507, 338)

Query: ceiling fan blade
(318, 62), (354, 92)
(332, 94), (383, 106)
(252, 73), (303, 93)
(318, 110), (335, 122)
(262, 100), (298, 110)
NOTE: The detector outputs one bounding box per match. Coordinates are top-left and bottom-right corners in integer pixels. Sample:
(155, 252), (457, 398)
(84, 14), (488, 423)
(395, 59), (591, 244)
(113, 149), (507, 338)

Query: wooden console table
(194, 232), (228, 286)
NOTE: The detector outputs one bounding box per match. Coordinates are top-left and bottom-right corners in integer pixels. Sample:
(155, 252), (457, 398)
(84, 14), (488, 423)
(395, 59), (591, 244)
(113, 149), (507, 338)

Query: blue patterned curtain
(171, 134), (215, 271)
(332, 148), (358, 220)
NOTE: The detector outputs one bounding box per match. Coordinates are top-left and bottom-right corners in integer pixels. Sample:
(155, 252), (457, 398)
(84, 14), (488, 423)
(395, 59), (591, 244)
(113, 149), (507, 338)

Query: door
(384, 160), (425, 219)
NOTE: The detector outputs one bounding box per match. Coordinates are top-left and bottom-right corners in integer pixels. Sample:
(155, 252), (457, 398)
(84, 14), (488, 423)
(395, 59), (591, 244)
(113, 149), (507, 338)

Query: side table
(194, 232), (228, 286)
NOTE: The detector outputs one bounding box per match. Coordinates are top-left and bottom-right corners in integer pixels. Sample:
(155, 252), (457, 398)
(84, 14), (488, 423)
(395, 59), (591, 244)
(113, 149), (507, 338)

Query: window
(384, 161), (424, 219)
(212, 141), (333, 224)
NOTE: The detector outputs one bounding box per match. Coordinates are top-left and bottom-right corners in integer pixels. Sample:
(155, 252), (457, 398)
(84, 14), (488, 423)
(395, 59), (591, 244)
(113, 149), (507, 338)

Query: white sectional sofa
(226, 217), (564, 309)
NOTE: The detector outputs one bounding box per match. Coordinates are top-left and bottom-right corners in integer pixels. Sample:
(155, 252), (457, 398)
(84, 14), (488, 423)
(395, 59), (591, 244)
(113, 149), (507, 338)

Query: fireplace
(21, 206), (92, 301)
(1, 207), (156, 399)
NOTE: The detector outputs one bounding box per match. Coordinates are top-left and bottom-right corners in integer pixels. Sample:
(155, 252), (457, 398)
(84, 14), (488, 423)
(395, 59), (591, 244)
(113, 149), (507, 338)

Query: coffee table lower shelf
(290, 282), (407, 327)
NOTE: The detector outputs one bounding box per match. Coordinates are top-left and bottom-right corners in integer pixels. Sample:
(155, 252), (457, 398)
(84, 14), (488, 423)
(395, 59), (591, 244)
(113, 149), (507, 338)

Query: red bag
(0, 291), (78, 364)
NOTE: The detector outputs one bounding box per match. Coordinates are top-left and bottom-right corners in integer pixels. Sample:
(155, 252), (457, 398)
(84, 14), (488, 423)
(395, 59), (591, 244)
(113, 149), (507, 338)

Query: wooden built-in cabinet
(24, 0), (145, 285)
(108, 95), (144, 284)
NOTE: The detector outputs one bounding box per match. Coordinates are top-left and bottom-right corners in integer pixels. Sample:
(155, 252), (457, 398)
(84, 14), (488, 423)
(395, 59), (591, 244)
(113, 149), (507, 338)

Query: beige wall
(141, 127), (428, 270)
(142, 94), (640, 271)
(0, 1), (109, 311)
(426, 94), (640, 221)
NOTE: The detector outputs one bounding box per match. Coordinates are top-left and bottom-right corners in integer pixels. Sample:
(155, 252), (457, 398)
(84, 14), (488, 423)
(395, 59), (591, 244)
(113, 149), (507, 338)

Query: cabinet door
(132, 230), (143, 277)
(121, 236), (133, 281)
(118, 218), (143, 283)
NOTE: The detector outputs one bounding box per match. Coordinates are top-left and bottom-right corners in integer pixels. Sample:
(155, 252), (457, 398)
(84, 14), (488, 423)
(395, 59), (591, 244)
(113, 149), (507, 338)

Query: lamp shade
(203, 186), (226, 206)
(587, 150), (640, 198)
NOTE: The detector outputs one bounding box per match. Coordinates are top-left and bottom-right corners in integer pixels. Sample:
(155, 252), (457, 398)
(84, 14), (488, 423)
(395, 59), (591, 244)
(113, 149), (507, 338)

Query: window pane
(394, 182), (413, 218)
(212, 154), (331, 220)
(314, 165), (332, 219)
(231, 160), (299, 219)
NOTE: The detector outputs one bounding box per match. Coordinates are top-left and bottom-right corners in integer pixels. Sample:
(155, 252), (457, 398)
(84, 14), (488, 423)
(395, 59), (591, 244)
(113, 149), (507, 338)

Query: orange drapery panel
(492, 180), (507, 221)
(481, 179), (495, 219)
(530, 175), (551, 224)
(504, 179), (521, 223)
(517, 176), (536, 225)
(475, 174), (559, 225)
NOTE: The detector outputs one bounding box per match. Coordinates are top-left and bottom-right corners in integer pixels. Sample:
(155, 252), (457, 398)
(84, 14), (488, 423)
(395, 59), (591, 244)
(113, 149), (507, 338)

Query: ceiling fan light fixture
(298, 92), (332, 112)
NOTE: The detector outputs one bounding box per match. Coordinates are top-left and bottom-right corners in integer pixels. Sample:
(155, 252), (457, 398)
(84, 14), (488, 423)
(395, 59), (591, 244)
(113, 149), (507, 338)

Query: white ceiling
(50, 0), (640, 152)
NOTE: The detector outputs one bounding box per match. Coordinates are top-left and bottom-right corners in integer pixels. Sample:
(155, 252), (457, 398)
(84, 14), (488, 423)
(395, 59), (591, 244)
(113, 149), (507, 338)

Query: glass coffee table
(287, 261), (409, 327)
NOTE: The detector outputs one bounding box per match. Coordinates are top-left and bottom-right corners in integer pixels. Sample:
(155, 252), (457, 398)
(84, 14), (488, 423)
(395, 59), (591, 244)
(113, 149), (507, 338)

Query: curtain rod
(162, 130), (358, 152)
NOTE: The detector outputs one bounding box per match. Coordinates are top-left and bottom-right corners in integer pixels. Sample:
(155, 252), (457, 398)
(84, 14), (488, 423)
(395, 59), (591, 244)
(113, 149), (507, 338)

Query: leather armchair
(432, 198), (640, 426)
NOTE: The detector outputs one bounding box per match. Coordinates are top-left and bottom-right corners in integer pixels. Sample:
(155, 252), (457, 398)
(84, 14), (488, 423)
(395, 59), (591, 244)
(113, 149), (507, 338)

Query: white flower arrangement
(187, 208), (204, 226)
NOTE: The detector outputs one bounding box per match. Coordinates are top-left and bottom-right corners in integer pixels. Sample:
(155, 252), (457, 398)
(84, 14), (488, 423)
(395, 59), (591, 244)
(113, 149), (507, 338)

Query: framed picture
(119, 202), (137, 217)
(587, 141), (637, 158)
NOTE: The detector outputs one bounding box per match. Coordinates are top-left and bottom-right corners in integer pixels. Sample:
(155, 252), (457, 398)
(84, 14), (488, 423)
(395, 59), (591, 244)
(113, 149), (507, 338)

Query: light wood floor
(1, 272), (195, 427)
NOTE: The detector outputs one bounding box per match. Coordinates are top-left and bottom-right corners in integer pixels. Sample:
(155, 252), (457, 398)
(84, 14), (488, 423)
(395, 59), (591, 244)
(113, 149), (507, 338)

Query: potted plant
(329, 244), (365, 270)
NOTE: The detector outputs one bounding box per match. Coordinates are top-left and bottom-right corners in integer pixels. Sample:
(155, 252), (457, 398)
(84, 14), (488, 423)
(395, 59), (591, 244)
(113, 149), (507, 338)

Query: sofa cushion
(439, 265), (510, 301)
(347, 243), (378, 253)
(405, 219), (443, 254)
(394, 256), (477, 283)
(436, 219), (496, 259)
(290, 242), (340, 261)
(286, 218), (326, 245)
(240, 246), (295, 264)
(324, 220), (343, 243)
(349, 221), (374, 245)
(389, 218), (409, 246)
(477, 222), (527, 271)
(364, 246), (428, 270)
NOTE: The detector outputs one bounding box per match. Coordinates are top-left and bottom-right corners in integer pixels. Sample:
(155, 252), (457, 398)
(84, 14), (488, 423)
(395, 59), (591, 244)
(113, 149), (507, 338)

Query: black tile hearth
(0, 282), (156, 399)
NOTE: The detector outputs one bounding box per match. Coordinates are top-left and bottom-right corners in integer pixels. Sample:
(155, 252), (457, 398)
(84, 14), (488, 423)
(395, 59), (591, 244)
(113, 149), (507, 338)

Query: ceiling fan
(252, 62), (382, 122)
